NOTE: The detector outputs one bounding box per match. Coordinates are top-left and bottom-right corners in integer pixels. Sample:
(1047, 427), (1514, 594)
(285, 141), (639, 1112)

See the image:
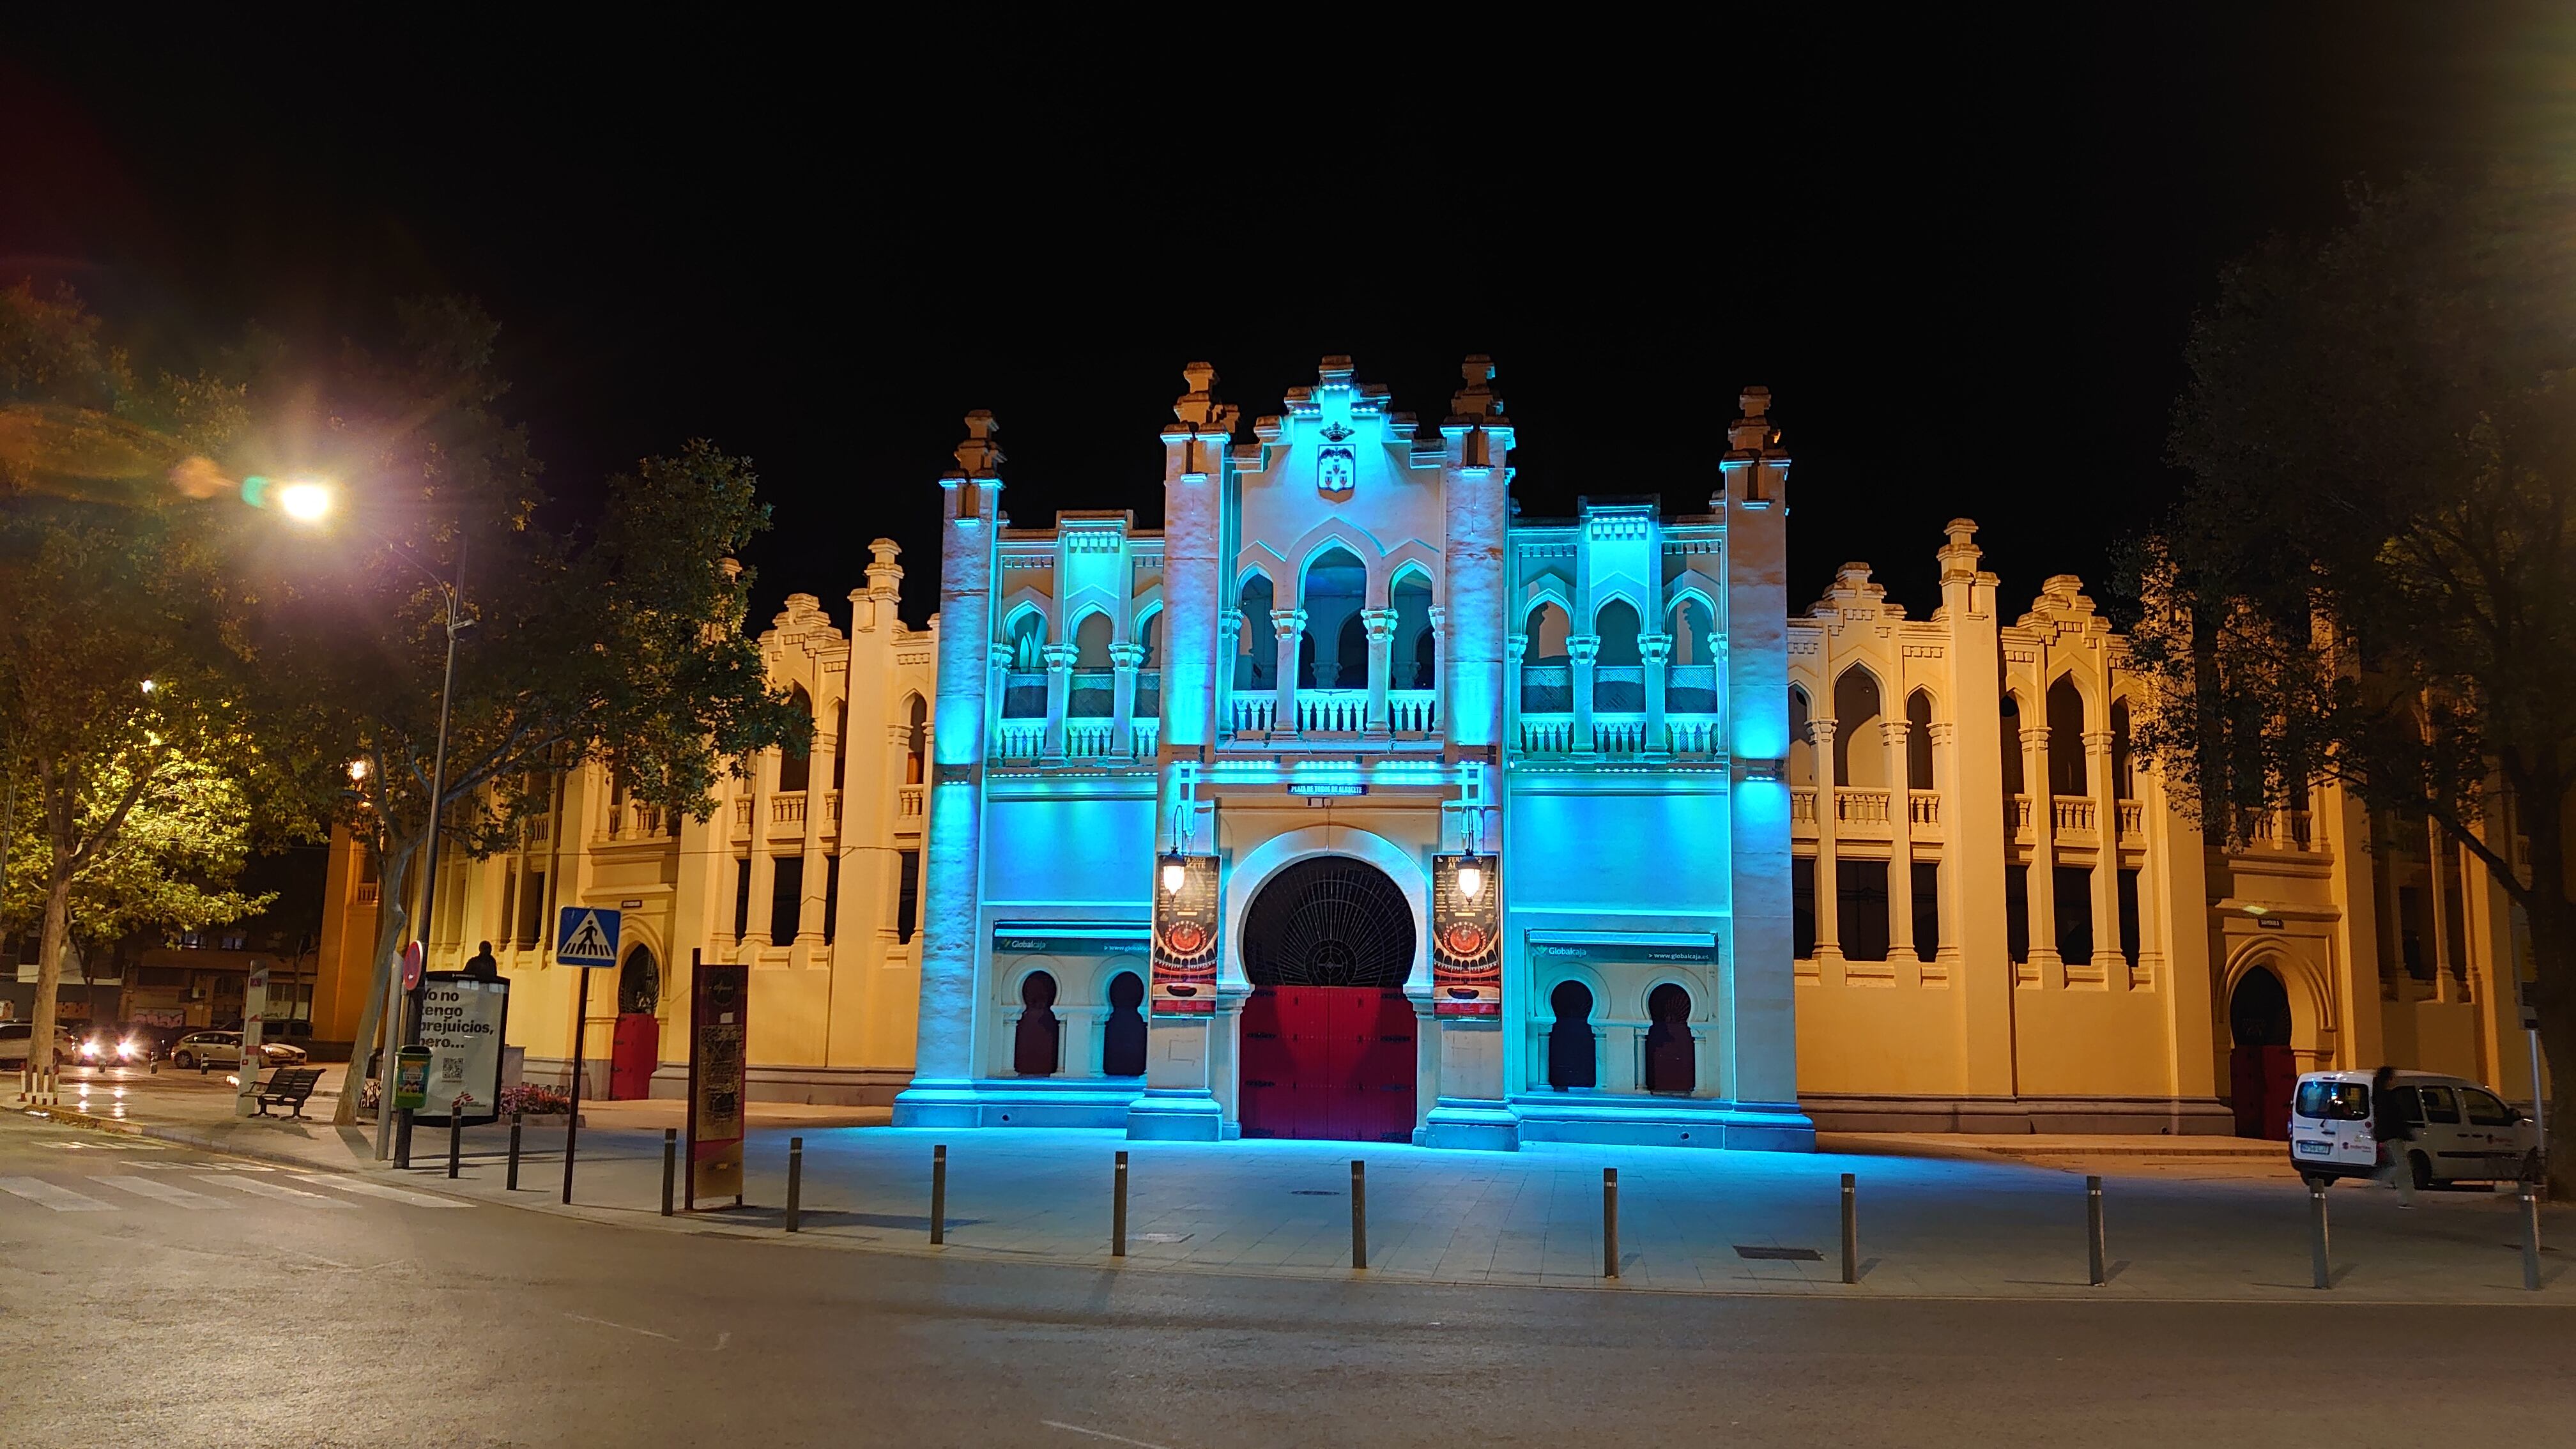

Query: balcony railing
(1836, 788), (1890, 825)
(2053, 795), (2096, 834)
(997, 719), (1046, 759)
(1296, 689), (1368, 735)
(1791, 787), (1817, 825)
(1388, 690), (1438, 733)
(355, 882), (381, 906)
(899, 785), (924, 818)
(1515, 714), (1724, 760)
(1909, 790), (1940, 826)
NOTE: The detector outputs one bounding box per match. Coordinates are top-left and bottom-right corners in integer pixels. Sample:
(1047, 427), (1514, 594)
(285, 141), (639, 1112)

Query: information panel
(1430, 854), (1501, 1016)
(415, 972), (510, 1127)
(687, 961), (749, 1206)
(1151, 855), (1220, 1015)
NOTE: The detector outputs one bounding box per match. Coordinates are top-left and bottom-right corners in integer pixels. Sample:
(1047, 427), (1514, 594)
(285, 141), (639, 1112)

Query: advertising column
(687, 960), (748, 1208)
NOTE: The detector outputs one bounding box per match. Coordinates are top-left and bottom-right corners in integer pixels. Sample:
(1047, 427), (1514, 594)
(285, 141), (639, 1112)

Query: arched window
(1004, 613), (1048, 717)
(1905, 689), (1935, 791)
(776, 685), (813, 792)
(1071, 613), (1114, 717)
(1547, 981), (1596, 1089)
(2000, 695), (2025, 797)
(1789, 686), (1815, 788)
(1236, 575), (1275, 691)
(1594, 599), (1643, 709)
(2110, 698), (2134, 802)
(2046, 675), (2088, 797)
(1301, 548), (1367, 689)
(1832, 666), (1884, 789)
(1392, 571), (1435, 690)
(1667, 598), (1717, 713)
(1522, 602), (1573, 712)
(1013, 971), (1060, 1077)
(1102, 971), (1146, 1077)
(1643, 983), (1694, 1094)
(618, 945), (659, 1015)
(903, 694), (927, 784)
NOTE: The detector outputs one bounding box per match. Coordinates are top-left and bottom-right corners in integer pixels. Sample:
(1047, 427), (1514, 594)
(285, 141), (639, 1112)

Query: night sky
(7, 10), (2572, 629)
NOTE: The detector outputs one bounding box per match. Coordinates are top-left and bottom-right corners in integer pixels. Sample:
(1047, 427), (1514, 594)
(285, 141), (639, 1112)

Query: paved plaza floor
(22, 1065), (2566, 1305)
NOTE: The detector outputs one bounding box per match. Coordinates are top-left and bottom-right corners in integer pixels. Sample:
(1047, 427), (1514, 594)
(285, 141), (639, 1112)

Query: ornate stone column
(1640, 632), (1673, 758)
(1360, 607), (1397, 735)
(1883, 716), (1915, 968)
(985, 643), (1011, 756)
(1927, 720), (1963, 977)
(1041, 641), (1076, 761)
(2022, 723), (2061, 979)
(1109, 642), (1146, 758)
(2085, 727), (2126, 983)
(1216, 608), (1242, 737)
(1427, 604), (1448, 735)
(1809, 714), (1842, 971)
(1569, 634), (1602, 756)
(1271, 608), (1305, 737)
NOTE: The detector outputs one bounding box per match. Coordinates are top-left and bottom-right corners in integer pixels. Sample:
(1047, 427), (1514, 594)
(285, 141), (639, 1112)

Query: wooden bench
(254, 1066), (325, 1119)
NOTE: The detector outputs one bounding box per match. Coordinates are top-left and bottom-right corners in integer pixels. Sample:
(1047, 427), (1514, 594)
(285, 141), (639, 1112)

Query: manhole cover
(1291, 1190), (1341, 1196)
(1734, 1245), (1823, 1262)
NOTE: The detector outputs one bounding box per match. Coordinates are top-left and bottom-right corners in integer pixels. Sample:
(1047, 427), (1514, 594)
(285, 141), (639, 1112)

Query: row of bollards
(525, 1130), (2551, 1294)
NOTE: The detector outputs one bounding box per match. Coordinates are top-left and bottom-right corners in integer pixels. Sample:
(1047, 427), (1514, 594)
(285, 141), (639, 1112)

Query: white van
(2288, 1069), (2542, 1189)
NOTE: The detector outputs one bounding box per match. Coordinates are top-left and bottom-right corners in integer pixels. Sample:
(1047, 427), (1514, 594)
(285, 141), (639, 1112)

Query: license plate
(2297, 1141), (2331, 1155)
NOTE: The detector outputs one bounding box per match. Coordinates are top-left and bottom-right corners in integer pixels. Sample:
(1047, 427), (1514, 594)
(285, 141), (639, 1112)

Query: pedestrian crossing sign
(556, 907), (622, 966)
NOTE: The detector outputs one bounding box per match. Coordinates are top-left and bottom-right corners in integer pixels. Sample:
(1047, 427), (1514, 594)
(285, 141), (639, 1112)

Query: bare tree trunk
(26, 871), (72, 1091)
(330, 843), (417, 1125)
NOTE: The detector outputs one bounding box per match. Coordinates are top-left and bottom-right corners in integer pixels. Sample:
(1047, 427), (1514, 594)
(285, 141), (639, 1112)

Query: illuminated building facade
(888, 358), (1806, 1149)
(316, 357), (2550, 1146)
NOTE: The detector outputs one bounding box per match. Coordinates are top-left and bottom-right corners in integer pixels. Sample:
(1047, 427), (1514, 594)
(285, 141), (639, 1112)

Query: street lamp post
(268, 479), (468, 1163)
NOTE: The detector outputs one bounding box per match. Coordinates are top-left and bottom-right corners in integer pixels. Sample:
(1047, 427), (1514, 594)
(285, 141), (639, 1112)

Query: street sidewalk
(22, 1069), (2567, 1306)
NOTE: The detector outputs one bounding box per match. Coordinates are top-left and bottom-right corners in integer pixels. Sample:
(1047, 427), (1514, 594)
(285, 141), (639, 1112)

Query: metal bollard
(1351, 1160), (1368, 1270)
(506, 1114), (523, 1191)
(1840, 1173), (1858, 1285)
(2309, 1179), (2331, 1290)
(1112, 1150), (1128, 1258)
(1604, 1167), (1620, 1279)
(930, 1144), (947, 1245)
(661, 1128), (677, 1217)
(447, 1111), (463, 1179)
(2523, 1185), (2543, 1292)
(786, 1137), (803, 1234)
(2086, 1174), (2106, 1287)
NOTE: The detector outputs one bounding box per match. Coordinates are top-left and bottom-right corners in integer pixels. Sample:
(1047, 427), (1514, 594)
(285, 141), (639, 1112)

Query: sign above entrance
(1431, 854), (1501, 1016)
(1526, 931), (1721, 969)
(556, 907), (622, 967)
(994, 924), (1150, 957)
(1151, 855), (1220, 1015)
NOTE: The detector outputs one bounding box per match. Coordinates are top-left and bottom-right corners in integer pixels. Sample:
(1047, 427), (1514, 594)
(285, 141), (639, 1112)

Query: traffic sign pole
(552, 907), (620, 1204)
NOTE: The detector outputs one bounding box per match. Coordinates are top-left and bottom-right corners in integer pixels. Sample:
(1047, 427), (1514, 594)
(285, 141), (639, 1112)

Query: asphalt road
(4, 1112), (2573, 1448)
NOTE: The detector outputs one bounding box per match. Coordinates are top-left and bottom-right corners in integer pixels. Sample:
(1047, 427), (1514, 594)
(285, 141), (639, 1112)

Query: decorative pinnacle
(952, 410), (1004, 479)
(1172, 362), (1237, 432)
(1449, 355), (1505, 422)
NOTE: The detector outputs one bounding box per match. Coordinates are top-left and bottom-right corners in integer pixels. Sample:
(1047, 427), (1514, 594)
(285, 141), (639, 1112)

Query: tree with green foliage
(2126, 171), (2576, 1190)
(0, 282), (284, 1082)
(233, 300), (805, 1123)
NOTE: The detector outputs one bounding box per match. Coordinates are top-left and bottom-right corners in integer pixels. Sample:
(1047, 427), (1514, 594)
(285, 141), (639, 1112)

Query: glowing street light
(1456, 851), (1486, 902)
(277, 479), (335, 523)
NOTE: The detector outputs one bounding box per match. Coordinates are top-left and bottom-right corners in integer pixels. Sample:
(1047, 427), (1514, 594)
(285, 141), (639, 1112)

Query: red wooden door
(610, 1013), (661, 1100)
(1237, 988), (1414, 1142)
(2229, 1045), (2297, 1140)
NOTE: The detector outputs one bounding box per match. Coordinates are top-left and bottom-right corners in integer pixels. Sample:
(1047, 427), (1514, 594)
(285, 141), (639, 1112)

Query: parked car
(169, 1031), (309, 1072)
(0, 1023), (79, 1070)
(73, 1025), (152, 1068)
(2288, 1068), (2542, 1188)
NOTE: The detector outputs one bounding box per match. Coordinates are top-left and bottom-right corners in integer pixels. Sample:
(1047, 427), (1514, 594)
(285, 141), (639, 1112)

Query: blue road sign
(556, 906), (622, 967)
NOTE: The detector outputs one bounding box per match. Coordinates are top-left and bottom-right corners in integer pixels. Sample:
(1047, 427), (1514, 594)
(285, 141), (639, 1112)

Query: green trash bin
(394, 1046), (431, 1112)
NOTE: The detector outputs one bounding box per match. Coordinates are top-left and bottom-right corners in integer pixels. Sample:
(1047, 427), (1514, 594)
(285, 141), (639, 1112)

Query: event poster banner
(415, 972), (509, 1126)
(1151, 855), (1220, 1015)
(1430, 855), (1501, 1016)
(688, 960), (748, 1206)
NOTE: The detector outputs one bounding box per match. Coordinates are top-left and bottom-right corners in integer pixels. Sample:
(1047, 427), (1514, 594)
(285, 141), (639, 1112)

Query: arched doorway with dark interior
(1015, 970), (1061, 1077)
(1547, 980), (1597, 1089)
(1102, 970), (1146, 1077)
(2228, 963), (2296, 1139)
(1643, 983), (1695, 1094)
(1236, 855), (1418, 1143)
(610, 945), (661, 1100)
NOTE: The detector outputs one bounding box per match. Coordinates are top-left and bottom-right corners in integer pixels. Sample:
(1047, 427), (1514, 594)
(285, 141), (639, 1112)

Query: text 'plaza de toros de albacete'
(313, 358), (2550, 1149)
